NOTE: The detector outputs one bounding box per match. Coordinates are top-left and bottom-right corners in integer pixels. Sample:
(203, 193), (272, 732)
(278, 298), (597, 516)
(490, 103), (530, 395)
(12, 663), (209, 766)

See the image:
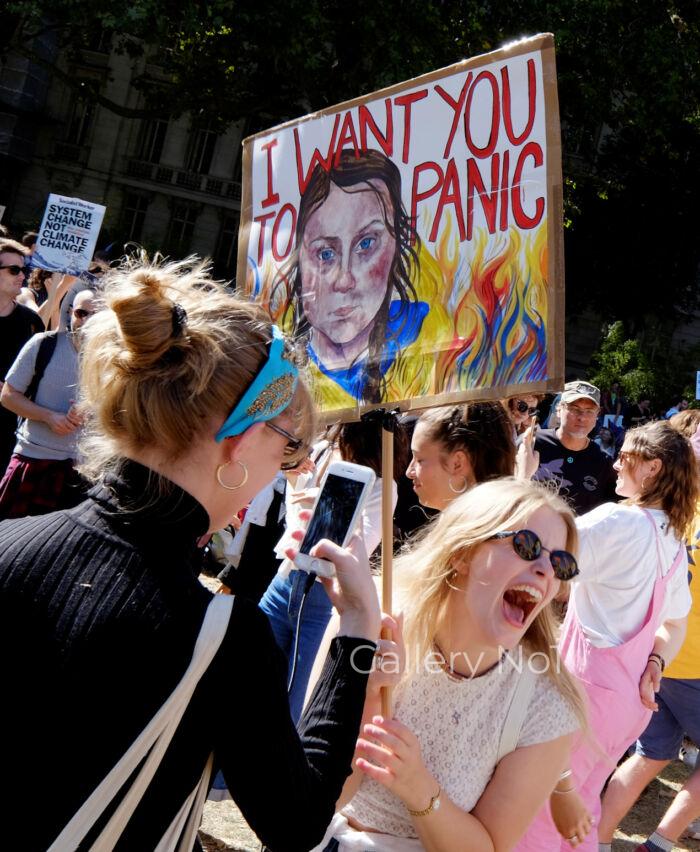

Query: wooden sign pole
(380, 410), (396, 718)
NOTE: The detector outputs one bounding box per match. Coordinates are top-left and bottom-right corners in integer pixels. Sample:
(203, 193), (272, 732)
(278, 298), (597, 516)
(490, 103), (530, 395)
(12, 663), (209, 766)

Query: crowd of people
(0, 229), (698, 852)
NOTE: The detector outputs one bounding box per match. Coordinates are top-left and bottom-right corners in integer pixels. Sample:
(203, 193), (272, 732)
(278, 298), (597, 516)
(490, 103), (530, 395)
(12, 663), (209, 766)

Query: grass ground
(198, 759), (699, 851)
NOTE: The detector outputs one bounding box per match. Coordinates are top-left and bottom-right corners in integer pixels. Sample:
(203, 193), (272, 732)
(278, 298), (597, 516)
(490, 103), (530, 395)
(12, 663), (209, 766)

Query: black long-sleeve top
(0, 461), (374, 851)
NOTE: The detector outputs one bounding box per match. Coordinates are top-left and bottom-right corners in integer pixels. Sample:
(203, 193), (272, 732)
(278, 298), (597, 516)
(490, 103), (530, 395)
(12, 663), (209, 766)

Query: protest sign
(239, 33), (564, 419)
(34, 194), (106, 274)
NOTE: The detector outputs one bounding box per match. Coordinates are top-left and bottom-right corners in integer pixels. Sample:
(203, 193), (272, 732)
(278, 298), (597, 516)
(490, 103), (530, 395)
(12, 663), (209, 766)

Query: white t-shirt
(572, 504), (690, 648)
(341, 651), (579, 841)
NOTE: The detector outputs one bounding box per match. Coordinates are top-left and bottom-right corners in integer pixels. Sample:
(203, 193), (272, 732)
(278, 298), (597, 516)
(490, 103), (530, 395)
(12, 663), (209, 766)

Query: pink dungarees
(516, 509), (685, 851)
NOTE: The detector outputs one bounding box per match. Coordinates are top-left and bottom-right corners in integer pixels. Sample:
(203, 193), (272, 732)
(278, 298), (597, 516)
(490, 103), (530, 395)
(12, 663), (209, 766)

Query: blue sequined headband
(215, 325), (299, 441)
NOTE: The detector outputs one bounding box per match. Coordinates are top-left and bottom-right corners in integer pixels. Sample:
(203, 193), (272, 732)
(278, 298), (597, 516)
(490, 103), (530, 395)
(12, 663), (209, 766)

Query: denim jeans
(260, 570), (334, 723)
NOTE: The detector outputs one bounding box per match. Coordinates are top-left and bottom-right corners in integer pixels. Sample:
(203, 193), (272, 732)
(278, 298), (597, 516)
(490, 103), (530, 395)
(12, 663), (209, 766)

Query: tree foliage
(5, 0), (700, 328)
(589, 321), (700, 406)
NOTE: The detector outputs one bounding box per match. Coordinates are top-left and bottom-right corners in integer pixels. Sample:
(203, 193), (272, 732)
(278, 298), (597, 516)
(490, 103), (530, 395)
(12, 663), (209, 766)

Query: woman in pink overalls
(517, 421), (698, 850)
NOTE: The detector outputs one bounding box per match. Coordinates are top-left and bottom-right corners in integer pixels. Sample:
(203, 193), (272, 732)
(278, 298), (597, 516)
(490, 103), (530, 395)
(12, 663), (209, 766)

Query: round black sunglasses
(514, 399), (538, 415)
(489, 529), (579, 581)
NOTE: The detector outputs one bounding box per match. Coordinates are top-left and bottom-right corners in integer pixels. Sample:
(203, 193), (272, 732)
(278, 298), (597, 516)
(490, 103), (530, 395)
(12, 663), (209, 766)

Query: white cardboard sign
(34, 194), (106, 274)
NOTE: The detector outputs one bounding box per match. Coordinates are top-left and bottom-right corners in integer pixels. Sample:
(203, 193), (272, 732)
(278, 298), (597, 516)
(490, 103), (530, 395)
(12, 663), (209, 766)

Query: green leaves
(6, 0), (698, 334)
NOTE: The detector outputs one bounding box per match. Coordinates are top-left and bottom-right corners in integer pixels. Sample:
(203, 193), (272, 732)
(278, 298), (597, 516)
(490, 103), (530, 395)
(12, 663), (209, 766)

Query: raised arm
(217, 597), (376, 852)
(38, 273), (73, 330)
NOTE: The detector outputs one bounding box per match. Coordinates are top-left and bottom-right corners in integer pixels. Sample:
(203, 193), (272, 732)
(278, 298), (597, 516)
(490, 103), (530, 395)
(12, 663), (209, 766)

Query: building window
(214, 213), (240, 281)
(186, 121), (218, 175)
(83, 28), (111, 53)
(121, 192), (149, 243)
(166, 202), (198, 255)
(137, 119), (168, 164)
(66, 96), (95, 146)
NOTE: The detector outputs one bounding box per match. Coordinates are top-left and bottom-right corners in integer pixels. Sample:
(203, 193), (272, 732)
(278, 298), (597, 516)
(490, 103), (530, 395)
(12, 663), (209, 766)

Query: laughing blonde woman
(313, 478), (587, 851)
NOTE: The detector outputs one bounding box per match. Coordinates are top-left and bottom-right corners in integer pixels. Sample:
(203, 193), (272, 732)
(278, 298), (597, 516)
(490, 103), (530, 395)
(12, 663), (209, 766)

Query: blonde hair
(669, 409), (700, 439)
(78, 253), (315, 482)
(396, 477), (586, 728)
(622, 421), (698, 540)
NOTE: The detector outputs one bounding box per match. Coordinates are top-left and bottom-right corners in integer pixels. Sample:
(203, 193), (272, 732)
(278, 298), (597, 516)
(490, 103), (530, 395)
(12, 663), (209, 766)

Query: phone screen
(299, 473), (365, 554)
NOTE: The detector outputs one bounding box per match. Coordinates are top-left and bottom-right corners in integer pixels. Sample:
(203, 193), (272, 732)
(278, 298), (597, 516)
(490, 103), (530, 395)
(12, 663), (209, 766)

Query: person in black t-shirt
(0, 238), (45, 474)
(527, 380), (617, 515)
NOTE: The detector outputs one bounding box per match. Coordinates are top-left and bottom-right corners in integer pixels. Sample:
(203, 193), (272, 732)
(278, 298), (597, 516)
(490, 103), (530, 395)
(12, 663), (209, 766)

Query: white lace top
(343, 648), (579, 839)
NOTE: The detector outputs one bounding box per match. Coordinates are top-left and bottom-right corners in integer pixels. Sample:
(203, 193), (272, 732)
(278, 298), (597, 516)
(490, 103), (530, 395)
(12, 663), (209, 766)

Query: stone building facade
(0, 34), (242, 281)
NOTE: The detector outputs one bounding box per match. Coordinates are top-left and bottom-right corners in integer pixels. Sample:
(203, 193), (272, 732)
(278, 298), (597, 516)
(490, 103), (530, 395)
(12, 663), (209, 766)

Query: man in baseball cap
(561, 380), (601, 407)
(525, 379), (617, 514)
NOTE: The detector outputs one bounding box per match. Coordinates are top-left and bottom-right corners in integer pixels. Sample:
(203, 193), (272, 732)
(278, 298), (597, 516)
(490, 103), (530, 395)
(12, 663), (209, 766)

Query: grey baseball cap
(561, 380), (601, 406)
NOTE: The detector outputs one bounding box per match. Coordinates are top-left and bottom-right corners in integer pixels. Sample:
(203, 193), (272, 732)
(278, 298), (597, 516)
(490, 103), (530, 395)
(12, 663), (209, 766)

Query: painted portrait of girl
(275, 149), (429, 405)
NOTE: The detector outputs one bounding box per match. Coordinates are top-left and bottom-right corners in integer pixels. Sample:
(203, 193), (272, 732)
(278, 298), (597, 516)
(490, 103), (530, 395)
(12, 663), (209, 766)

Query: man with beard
(528, 380), (617, 514)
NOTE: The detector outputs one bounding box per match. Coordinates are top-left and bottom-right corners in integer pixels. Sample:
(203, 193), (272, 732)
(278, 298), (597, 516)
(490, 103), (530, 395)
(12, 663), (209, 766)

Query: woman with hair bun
(0, 254), (380, 851)
(406, 401), (516, 511)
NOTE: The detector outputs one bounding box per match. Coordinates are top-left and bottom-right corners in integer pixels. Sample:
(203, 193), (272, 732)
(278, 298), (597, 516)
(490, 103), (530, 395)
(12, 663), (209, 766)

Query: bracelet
(648, 653), (666, 672)
(407, 787), (442, 817)
(559, 769), (572, 781)
(552, 787), (576, 795)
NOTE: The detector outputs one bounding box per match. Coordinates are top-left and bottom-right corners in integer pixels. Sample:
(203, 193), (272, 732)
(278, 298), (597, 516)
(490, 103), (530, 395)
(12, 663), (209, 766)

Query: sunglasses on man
(0, 265), (26, 277)
(489, 529), (579, 581)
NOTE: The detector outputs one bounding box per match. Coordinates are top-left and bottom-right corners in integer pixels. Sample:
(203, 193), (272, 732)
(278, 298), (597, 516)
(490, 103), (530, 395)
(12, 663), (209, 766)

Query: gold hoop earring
(448, 475), (468, 494)
(445, 571), (463, 592)
(216, 460), (249, 491)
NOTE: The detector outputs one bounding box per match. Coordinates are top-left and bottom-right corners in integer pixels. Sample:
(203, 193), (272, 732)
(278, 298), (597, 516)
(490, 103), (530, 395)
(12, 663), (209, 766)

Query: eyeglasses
(73, 308), (94, 319)
(616, 451), (641, 468)
(489, 529), (579, 581)
(0, 265), (25, 277)
(563, 404), (598, 418)
(514, 400), (538, 416)
(265, 421), (308, 470)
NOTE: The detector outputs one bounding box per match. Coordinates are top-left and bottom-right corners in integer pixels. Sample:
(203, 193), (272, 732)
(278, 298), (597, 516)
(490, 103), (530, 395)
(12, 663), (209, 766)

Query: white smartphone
(293, 460), (377, 578)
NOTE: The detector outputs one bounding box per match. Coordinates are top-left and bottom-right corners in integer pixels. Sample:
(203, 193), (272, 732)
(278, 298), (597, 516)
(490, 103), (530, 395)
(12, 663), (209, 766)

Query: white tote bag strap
(155, 753), (215, 852)
(49, 594), (234, 851)
(497, 662), (537, 763)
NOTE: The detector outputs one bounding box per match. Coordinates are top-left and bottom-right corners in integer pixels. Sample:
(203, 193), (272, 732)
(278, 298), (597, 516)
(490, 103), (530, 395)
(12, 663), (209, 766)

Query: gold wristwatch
(407, 787), (442, 817)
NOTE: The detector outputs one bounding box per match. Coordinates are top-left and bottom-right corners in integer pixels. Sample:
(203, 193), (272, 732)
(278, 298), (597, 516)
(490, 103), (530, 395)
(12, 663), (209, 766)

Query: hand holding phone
(294, 461), (376, 578)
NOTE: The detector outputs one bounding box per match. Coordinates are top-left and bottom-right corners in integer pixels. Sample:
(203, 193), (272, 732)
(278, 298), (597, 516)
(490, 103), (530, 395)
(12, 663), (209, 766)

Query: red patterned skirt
(0, 454), (87, 520)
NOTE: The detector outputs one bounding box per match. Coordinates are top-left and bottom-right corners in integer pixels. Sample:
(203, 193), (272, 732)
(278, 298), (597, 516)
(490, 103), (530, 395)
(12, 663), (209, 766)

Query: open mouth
(502, 584), (542, 627)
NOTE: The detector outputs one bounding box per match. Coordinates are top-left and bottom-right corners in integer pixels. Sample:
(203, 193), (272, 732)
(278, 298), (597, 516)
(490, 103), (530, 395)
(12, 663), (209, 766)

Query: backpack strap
(25, 332), (59, 402)
(497, 660), (537, 763)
